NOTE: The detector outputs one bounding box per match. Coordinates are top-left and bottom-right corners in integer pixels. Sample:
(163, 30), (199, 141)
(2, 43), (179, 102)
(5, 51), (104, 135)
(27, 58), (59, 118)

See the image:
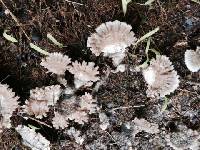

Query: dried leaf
(47, 33), (63, 48)
(3, 30), (18, 43)
(30, 43), (50, 55)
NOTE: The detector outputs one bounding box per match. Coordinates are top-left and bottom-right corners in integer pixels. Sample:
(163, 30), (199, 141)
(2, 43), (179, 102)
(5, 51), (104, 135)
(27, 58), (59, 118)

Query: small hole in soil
(64, 70), (74, 86)
(113, 125), (122, 132)
(75, 88), (92, 96)
(31, 28), (43, 41)
(0, 6), (5, 17)
(64, 43), (91, 62)
(134, 106), (146, 118)
(165, 121), (178, 132)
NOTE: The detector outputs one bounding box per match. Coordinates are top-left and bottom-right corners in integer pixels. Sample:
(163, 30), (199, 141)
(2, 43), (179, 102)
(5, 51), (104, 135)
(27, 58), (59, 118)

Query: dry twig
(0, 0), (30, 41)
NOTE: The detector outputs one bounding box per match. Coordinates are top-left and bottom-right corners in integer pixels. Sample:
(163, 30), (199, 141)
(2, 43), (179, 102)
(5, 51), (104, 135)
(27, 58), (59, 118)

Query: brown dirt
(0, 0), (200, 149)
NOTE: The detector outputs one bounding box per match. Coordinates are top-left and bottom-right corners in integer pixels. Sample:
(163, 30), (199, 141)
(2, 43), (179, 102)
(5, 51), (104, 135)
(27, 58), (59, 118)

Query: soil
(0, 0), (200, 149)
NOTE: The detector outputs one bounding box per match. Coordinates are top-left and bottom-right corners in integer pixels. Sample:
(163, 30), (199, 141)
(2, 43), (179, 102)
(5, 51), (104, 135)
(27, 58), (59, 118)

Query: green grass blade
(191, 0), (200, 4)
(122, 0), (132, 15)
(3, 30), (18, 43)
(47, 33), (63, 48)
(145, 37), (151, 55)
(145, 0), (155, 5)
(28, 124), (40, 130)
(30, 43), (50, 55)
(135, 27), (159, 45)
(161, 97), (169, 112)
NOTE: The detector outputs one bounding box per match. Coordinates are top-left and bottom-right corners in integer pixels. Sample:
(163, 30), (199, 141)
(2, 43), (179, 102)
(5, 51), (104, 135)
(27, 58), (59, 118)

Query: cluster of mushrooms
(0, 20), (199, 149)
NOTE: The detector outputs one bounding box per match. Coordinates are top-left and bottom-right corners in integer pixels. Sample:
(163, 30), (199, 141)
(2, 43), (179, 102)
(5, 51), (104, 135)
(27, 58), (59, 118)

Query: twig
(0, 75), (10, 83)
(177, 88), (197, 94)
(65, 0), (84, 6)
(28, 116), (53, 128)
(156, 0), (167, 22)
(0, 0), (30, 41)
(17, 112), (52, 128)
(103, 130), (120, 148)
(110, 106), (133, 112)
(110, 105), (145, 112)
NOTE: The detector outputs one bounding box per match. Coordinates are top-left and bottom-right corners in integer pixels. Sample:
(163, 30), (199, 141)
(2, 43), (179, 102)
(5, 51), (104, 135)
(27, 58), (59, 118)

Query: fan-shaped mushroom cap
(41, 52), (71, 75)
(185, 47), (200, 72)
(143, 55), (179, 98)
(87, 20), (137, 66)
(69, 61), (99, 88)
